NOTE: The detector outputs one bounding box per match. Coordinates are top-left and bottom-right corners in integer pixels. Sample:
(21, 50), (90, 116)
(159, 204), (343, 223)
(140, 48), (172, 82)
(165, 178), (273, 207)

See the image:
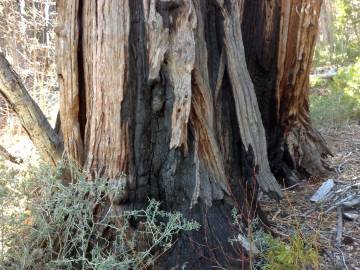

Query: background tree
(315, 0), (360, 67)
(0, 0), (328, 268)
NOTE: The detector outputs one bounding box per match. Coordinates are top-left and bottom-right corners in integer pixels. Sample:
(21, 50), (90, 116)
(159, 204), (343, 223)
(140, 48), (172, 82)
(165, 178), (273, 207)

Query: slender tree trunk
(322, 0), (334, 46)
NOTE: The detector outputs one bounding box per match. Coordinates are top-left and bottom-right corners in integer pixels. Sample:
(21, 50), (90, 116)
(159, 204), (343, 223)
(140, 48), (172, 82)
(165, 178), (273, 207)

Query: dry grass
(260, 124), (360, 270)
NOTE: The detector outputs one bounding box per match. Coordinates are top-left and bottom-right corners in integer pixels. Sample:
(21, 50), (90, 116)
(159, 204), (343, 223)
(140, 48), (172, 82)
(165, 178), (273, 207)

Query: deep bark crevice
(77, 0), (86, 144)
(241, 0), (299, 186)
(0, 0), (331, 268)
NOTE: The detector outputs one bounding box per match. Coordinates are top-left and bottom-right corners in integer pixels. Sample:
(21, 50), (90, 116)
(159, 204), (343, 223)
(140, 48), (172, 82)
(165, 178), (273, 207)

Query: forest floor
(261, 124), (360, 270)
(1, 120), (359, 270)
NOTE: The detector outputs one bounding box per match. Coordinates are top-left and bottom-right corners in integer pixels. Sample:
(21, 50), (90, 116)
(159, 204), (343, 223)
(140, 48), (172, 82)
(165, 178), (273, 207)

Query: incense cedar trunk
(0, 0), (331, 268)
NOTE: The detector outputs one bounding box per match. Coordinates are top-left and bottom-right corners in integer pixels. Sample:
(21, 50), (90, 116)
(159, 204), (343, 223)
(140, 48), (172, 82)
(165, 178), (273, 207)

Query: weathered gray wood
(310, 179), (335, 203)
(336, 207), (343, 246)
(0, 144), (22, 164)
(166, 0), (196, 150)
(342, 197), (360, 208)
(236, 234), (260, 256)
(343, 212), (359, 221)
(0, 53), (62, 165)
(218, 0), (282, 199)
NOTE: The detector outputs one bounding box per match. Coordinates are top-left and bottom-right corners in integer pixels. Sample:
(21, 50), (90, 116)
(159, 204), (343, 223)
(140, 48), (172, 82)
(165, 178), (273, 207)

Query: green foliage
(310, 88), (356, 127)
(259, 232), (319, 270)
(310, 58), (360, 127)
(228, 212), (320, 270)
(332, 58), (360, 105)
(314, 0), (360, 67)
(0, 162), (199, 270)
(249, 230), (320, 270)
(309, 76), (328, 88)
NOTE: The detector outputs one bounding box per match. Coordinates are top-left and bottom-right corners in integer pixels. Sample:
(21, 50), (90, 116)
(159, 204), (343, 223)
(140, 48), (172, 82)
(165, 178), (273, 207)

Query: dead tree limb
(0, 53), (62, 165)
(0, 144), (23, 164)
(336, 207), (343, 246)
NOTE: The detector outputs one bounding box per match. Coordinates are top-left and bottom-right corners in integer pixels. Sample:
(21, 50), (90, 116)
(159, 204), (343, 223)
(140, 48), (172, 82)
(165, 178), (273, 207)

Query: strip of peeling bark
(0, 53), (62, 165)
(166, 0), (196, 151)
(0, 144), (22, 164)
(219, 0), (282, 199)
(55, 0), (84, 166)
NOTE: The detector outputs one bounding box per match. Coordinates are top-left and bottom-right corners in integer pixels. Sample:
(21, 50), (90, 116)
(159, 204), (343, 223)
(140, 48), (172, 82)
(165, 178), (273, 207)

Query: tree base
(286, 124), (333, 178)
(156, 202), (250, 270)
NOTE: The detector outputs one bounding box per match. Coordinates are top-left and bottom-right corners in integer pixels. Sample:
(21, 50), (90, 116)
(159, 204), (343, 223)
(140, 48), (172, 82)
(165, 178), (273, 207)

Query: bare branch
(0, 144), (22, 164)
(0, 53), (62, 165)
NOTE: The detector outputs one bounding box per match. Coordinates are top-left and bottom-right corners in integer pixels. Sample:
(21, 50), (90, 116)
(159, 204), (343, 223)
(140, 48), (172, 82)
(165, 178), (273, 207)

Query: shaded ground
(261, 124), (360, 270)
(1, 124), (359, 269)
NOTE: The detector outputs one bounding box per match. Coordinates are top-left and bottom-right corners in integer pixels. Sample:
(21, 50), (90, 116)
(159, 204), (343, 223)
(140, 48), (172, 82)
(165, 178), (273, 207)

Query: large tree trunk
(54, 0), (329, 268)
(56, 1), (283, 268)
(242, 0), (331, 186)
(276, 0), (332, 177)
(0, 0), (328, 269)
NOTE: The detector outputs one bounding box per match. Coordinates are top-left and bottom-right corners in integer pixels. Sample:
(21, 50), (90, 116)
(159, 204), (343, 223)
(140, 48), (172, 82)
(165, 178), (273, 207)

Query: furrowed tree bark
(276, 0), (332, 177)
(0, 0), (330, 268)
(56, 0), (281, 268)
(219, 0), (282, 198)
(0, 53), (62, 165)
(55, 0), (328, 269)
(242, 0), (331, 185)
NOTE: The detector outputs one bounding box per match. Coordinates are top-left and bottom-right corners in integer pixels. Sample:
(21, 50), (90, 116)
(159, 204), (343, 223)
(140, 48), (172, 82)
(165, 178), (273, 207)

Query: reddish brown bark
(276, 0), (332, 177)
(242, 0), (331, 185)
(0, 0), (330, 268)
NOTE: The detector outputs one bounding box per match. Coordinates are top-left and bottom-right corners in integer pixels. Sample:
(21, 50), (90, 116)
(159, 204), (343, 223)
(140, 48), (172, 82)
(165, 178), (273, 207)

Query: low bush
(0, 162), (199, 270)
